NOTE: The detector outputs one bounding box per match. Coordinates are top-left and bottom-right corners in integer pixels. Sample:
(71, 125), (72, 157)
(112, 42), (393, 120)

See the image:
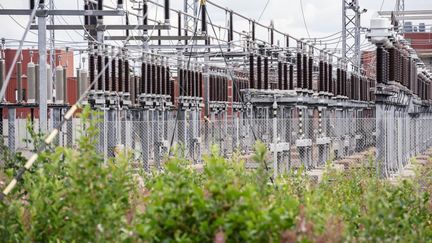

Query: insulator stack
(328, 63), (333, 94)
(161, 63), (166, 95)
(47, 64), (52, 103)
(308, 57), (313, 90)
(263, 57), (269, 89)
(249, 54), (255, 89)
(156, 61), (161, 94)
(179, 68), (184, 96)
(376, 46), (385, 84)
(388, 48), (395, 82)
(146, 61), (152, 94)
(198, 70), (203, 98)
(283, 63), (288, 90)
(168, 69), (174, 100)
(318, 61), (324, 92)
(278, 61), (283, 89)
(35, 64), (40, 103)
(96, 54), (103, 91)
(166, 66), (171, 96)
(79, 68), (88, 98)
(55, 64), (64, 103)
(118, 57), (123, 93)
(140, 62), (148, 94)
(302, 54), (308, 89)
(187, 67), (192, 97)
(323, 61), (328, 92)
(124, 59), (130, 93)
(296, 53), (302, 88)
(27, 61), (36, 103)
(151, 62), (156, 94)
(289, 63), (294, 90)
(104, 56), (110, 92)
(111, 56), (117, 92)
(257, 56), (262, 89)
(336, 68), (341, 95)
(342, 69), (347, 96)
(16, 62), (22, 102)
(0, 59), (4, 99)
(195, 68), (200, 97)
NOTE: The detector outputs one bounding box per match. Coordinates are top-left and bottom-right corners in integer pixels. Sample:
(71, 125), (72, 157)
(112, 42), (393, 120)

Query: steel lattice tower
(342, 0), (361, 73)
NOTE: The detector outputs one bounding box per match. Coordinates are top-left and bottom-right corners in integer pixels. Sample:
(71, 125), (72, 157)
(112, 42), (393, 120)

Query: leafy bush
(0, 108), (431, 242)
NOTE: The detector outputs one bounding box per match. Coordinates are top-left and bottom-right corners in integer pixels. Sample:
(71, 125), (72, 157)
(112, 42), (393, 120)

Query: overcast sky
(0, 0), (430, 66)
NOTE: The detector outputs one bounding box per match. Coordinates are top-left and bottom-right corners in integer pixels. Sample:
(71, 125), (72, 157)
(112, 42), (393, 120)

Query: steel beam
(30, 24), (170, 30)
(0, 9), (124, 16)
(105, 36), (207, 41)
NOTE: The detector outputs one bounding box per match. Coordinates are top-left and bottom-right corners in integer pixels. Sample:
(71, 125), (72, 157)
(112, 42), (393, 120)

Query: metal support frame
(342, 0), (361, 73)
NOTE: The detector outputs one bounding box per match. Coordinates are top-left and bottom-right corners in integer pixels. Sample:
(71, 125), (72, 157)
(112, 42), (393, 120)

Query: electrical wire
(299, 0), (311, 39)
(257, 0), (270, 22)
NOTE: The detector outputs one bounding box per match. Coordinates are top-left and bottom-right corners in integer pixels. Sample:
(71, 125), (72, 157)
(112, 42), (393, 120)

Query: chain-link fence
(3, 111), (432, 177)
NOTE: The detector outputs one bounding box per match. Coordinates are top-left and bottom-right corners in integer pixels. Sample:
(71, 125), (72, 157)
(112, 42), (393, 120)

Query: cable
(299, 0), (311, 39)
(257, 0), (270, 22)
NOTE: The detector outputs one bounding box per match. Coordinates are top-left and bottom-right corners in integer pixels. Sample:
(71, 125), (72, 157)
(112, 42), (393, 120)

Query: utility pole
(38, 1), (48, 133)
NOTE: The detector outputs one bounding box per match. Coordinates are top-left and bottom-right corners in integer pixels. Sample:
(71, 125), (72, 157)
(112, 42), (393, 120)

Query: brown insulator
(257, 56), (262, 89)
(111, 57), (117, 92)
(249, 54), (255, 89)
(89, 54), (95, 90)
(328, 64), (333, 94)
(118, 57), (123, 92)
(124, 60), (129, 93)
(302, 54), (308, 89)
(308, 57), (313, 90)
(161, 65), (166, 95)
(146, 62), (152, 94)
(264, 57), (269, 89)
(179, 68), (184, 96)
(151, 63), (156, 94)
(296, 53), (302, 88)
(141, 62), (146, 94)
(97, 55), (103, 90)
(289, 64), (294, 90)
(283, 63), (288, 90)
(336, 68), (341, 95)
(278, 61), (283, 89)
(104, 56), (110, 91)
(156, 64), (161, 94)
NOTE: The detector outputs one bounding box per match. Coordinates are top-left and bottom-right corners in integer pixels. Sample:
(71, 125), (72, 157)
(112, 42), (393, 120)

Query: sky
(0, 0), (430, 68)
